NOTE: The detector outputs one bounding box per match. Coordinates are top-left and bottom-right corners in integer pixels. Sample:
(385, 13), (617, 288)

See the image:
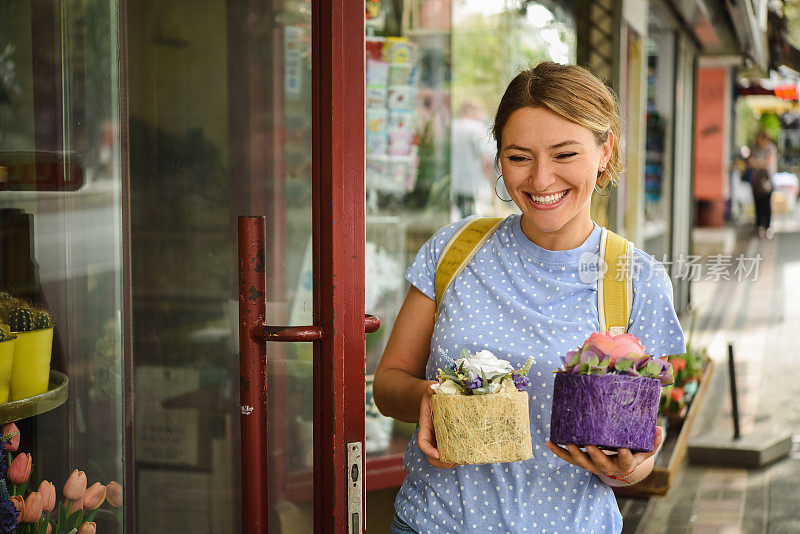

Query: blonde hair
(492, 62), (622, 190)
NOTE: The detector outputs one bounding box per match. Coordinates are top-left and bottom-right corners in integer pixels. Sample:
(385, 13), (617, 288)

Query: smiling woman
(373, 61), (685, 534)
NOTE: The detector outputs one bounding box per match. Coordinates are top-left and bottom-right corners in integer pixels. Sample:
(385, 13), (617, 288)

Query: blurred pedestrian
(748, 129), (777, 239)
(450, 99), (494, 217)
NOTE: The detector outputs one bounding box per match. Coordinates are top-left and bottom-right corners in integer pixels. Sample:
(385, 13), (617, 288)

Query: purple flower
(512, 373), (531, 390)
(466, 375), (483, 391)
(0, 497), (16, 533)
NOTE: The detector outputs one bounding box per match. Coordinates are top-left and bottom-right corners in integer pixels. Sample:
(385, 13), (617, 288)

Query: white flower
(488, 377), (517, 394)
(455, 349), (514, 380)
(431, 379), (461, 395)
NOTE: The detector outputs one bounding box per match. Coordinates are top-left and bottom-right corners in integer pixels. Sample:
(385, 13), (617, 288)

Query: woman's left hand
(544, 426), (664, 480)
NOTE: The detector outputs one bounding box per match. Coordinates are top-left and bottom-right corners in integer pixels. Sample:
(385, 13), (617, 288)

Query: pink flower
(46, 524), (52, 534)
(38, 481), (56, 513)
(77, 522), (96, 534)
(1, 423), (20, 451)
(63, 470), (87, 501)
(8, 453), (32, 484)
(21, 492), (42, 524)
(106, 480), (122, 508)
(583, 332), (617, 356)
(605, 333), (646, 364)
(82, 483), (106, 510)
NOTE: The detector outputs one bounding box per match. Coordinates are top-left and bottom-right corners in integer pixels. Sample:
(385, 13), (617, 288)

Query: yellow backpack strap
(597, 228), (633, 335)
(434, 217), (504, 318)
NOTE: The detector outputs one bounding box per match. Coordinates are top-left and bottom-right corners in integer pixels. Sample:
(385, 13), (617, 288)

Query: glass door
(0, 0), (126, 531)
(128, 0), (366, 532)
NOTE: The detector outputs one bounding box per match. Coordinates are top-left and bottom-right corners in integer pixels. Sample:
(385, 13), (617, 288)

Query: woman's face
(499, 107), (613, 238)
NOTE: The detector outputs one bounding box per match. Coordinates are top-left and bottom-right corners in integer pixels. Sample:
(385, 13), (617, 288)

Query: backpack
(433, 217), (633, 334)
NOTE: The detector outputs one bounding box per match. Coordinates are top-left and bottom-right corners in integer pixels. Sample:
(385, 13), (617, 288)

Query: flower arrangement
(432, 349), (533, 395)
(0, 423), (121, 533)
(557, 332), (674, 384)
(550, 332), (674, 453)
(430, 349), (534, 465)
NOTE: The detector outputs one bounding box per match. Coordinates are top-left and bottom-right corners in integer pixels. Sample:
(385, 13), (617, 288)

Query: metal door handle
(253, 314), (380, 342)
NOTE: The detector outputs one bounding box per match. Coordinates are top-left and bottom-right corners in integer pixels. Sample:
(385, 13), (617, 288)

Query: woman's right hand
(417, 381), (460, 469)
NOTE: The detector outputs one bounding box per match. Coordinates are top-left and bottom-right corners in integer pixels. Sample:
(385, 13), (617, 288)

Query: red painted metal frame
(312, 0), (366, 531)
(238, 216), (270, 533)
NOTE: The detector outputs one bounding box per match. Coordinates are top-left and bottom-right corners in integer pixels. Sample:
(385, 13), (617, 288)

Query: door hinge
(347, 442), (363, 534)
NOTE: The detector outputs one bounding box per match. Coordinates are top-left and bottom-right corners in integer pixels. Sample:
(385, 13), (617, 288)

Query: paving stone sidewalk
(619, 208), (800, 534)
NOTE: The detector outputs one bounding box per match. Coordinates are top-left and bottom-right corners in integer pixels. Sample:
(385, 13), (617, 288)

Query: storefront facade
(0, 0), (767, 532)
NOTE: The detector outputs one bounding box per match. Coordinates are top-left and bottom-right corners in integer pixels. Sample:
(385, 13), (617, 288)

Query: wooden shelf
(0, 370), (69, 425)
(614, 360), (715, 498)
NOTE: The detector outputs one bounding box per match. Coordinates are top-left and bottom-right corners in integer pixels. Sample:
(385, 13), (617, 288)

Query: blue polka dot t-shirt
(394, 214), (686, 534)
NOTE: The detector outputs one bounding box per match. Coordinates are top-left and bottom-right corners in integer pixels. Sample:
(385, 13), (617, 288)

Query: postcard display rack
(365, 36), (420, 202)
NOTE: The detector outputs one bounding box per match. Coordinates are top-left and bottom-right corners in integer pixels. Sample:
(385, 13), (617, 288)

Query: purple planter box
(549, 372), (660, 453)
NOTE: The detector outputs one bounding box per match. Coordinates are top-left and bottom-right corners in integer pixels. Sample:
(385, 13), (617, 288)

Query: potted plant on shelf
(0, 327), (15, 404)
(5, 303), (54, 402)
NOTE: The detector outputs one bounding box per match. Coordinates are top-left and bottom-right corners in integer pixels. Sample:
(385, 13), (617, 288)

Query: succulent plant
(8, 308), (35, 332)
(33, 310), (53, 330)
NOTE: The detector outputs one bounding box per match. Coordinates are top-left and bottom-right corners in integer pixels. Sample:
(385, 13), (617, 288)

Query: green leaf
(65, 508), (84, 531)
(442, 368), (460, 381)
(614, 359), (634, 372)
(57, 501), (67, 532)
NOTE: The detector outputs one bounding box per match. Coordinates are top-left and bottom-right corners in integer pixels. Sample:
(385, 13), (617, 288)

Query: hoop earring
(495, 176), (513, 202)
(594, 168), (612, 196)
(594, 184), (610, 196)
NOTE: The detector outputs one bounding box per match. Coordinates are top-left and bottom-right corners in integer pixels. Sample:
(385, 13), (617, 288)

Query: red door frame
(238, 1), (366, 532)
(311, 0), (366, 532)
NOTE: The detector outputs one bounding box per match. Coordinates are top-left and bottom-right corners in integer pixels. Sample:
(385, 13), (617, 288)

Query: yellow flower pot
(0, 338), (16, 403)
(10, 327), (53, 401)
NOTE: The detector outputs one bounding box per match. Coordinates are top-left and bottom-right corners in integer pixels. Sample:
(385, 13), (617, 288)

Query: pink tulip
(8, 453), (32, 484)
(82, 482), (106, 510)
(63, 469), (87, 501)
(106, 480), (122, 507)
(1, 423), (20, 451)
(21, 492), (42, 523)
(10, 495), (23, 523)
(77, 522), (96, 534)
(46, 524), (52, 534)
(38, 480), (56, 513)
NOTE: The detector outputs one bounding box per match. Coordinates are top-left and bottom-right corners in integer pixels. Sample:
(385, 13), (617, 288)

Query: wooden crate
(613, 360), (715, 497)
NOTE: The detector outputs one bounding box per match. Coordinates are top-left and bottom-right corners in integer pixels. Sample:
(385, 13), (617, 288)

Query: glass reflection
(0, 0), (124, 531)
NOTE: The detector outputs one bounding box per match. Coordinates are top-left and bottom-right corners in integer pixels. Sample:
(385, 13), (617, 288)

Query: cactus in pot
(6, 305), (54, 401)
(8, 307), (35, 332)
(0, 323), (15, 403)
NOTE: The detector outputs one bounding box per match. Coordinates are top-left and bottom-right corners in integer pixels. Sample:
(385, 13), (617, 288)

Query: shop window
(362, 0), (577, 467)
